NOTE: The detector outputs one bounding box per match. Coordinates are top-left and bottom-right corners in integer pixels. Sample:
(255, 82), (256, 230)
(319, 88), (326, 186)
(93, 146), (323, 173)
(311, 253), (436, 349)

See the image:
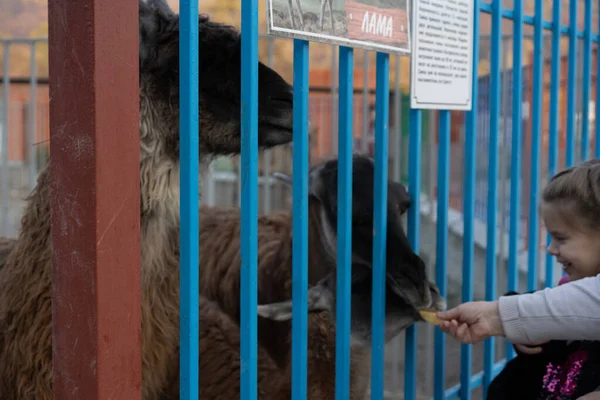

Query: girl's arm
(499, 274), (600, 343)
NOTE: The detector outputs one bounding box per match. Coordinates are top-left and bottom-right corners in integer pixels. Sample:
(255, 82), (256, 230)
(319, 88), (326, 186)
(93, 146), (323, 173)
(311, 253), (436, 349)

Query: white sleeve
(497, 274), (600, 343)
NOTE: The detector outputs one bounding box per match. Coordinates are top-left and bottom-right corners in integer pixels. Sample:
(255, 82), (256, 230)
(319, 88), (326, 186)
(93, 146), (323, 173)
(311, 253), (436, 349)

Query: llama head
(138, 0), (293, 161)
(257, 267), (442, 348)
(269, 154), (446, 345)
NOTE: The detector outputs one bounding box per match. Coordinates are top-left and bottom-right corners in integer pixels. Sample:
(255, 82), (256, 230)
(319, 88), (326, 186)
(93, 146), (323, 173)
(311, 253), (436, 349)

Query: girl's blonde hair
(542, 158), (600, 231)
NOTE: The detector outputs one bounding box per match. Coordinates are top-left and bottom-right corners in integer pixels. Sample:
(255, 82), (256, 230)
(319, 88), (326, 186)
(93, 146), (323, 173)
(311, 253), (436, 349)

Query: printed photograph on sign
(266, 0), (411, 53)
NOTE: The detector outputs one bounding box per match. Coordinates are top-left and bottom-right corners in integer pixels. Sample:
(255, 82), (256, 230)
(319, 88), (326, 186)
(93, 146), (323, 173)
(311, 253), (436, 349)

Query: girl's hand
(436, 301), (504, 344)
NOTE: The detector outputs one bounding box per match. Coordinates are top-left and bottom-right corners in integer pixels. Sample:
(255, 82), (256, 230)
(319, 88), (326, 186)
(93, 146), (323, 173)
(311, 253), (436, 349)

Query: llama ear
(139, 0), (174, 66)
(147, 0), (175, 17)
(389, 181), (411, 216)
(272, 172), (293, 186)
(272, 171), (326, 204)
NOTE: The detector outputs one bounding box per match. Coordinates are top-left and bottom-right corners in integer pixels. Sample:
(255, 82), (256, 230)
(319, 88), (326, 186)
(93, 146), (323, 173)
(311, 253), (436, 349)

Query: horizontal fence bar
(0, 37), (48, 43)
(443, 360), (507, 399)
(479, 2), (600, 42)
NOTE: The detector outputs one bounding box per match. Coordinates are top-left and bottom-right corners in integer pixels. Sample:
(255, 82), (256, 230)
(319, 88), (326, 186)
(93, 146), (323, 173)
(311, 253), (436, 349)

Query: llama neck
(304, 314), (371, 399)
(305, 208), (337, 283)
(138, 89), (212, 278)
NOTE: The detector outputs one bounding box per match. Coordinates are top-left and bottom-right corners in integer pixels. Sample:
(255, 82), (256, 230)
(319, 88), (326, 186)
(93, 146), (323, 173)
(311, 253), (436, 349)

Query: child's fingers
(447, 320), (459, 334)
(439, 321), (451, 332)
(439, 321), (454, 335)
(455, 322), (470, 342)
(440, 319), (462, 339)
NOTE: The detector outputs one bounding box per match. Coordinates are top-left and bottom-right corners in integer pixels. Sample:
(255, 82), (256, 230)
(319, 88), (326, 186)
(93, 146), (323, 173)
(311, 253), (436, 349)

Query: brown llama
(166, 154), (445, 398)
(0, 0), (294, 398)
(165, 193), (445, 400)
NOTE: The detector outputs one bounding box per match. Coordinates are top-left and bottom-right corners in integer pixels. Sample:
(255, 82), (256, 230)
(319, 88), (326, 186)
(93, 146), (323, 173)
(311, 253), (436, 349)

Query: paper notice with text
(410, 0), (474, 110)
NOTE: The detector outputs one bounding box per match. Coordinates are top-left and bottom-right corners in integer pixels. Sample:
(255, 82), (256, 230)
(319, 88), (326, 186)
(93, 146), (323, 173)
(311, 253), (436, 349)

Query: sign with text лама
(410, 0), (474, 110)
(266, 0), (411, 54)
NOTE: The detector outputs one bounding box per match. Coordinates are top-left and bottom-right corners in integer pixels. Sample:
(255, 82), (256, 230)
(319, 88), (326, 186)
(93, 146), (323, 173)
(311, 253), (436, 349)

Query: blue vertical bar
(484, 0), (502, 393)
(291, 38), (309, 400)
(434, 111), (450, 400)
(460, 2), (479, 398)
(596, 1), (600, 159)
(404, 108), (422, 400)
(546, 0), (561, 288)
(566, 0), (577, 167)
(371, 51), (389, 400)
(240, 0), (259, 395)
(506, 0), (523, 362)
(581, 0), (592, 161)
(179, 0), (199, 398)
(528, 0), (543, 296)
(336, 45), (354, 400)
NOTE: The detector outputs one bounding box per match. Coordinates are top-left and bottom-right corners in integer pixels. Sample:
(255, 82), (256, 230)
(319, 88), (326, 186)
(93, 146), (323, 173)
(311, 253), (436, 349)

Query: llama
(0, 0), (294, 398)
(196, 154), (446, 369)
(162, 273), (433, 399)
(164, 293), (357, 399)
(165, 245), (442, 399)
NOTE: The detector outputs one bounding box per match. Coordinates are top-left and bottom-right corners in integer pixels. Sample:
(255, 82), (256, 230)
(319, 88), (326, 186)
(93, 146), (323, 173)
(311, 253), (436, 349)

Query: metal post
(1, 41), (10, 236)
(393, 54), (402, 182)
(264, 37), (275, 213)
(330, 45), (338, 155)
(362, 51), (369, 153)
(29, 41), (38, 190)
(497, 36), (509, 297)
(390, 52), (403, 397)
(48, 0), (141, 397)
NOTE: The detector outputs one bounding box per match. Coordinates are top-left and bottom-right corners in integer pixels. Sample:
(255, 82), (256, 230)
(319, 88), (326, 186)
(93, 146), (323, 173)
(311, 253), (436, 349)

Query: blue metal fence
(176, 1), (600, 400)
(179, 0), (199, 398)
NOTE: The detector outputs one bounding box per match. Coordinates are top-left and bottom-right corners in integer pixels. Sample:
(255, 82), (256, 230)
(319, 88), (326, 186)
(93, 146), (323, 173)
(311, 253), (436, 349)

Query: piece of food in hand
(419, 309), (441, 325)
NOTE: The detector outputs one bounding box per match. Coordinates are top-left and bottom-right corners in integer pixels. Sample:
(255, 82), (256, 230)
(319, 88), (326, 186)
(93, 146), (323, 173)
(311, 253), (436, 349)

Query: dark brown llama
(165, 155), (445, 398)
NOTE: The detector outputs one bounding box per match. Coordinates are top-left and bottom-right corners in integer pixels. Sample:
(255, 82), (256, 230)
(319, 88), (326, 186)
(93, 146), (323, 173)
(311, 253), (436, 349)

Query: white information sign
(410, 0), (474, 110)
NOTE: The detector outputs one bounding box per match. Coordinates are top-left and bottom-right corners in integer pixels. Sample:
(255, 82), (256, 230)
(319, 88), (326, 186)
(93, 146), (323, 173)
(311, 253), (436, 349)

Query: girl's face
(542, 202), (600, 281)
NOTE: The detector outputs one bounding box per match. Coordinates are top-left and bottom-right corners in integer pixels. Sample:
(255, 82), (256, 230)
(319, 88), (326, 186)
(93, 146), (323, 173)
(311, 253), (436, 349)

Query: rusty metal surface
(48, 0), (141, 398)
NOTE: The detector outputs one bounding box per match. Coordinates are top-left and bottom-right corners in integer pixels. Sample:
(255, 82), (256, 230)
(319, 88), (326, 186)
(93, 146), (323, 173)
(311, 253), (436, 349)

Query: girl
(485, 159), (600, 400)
